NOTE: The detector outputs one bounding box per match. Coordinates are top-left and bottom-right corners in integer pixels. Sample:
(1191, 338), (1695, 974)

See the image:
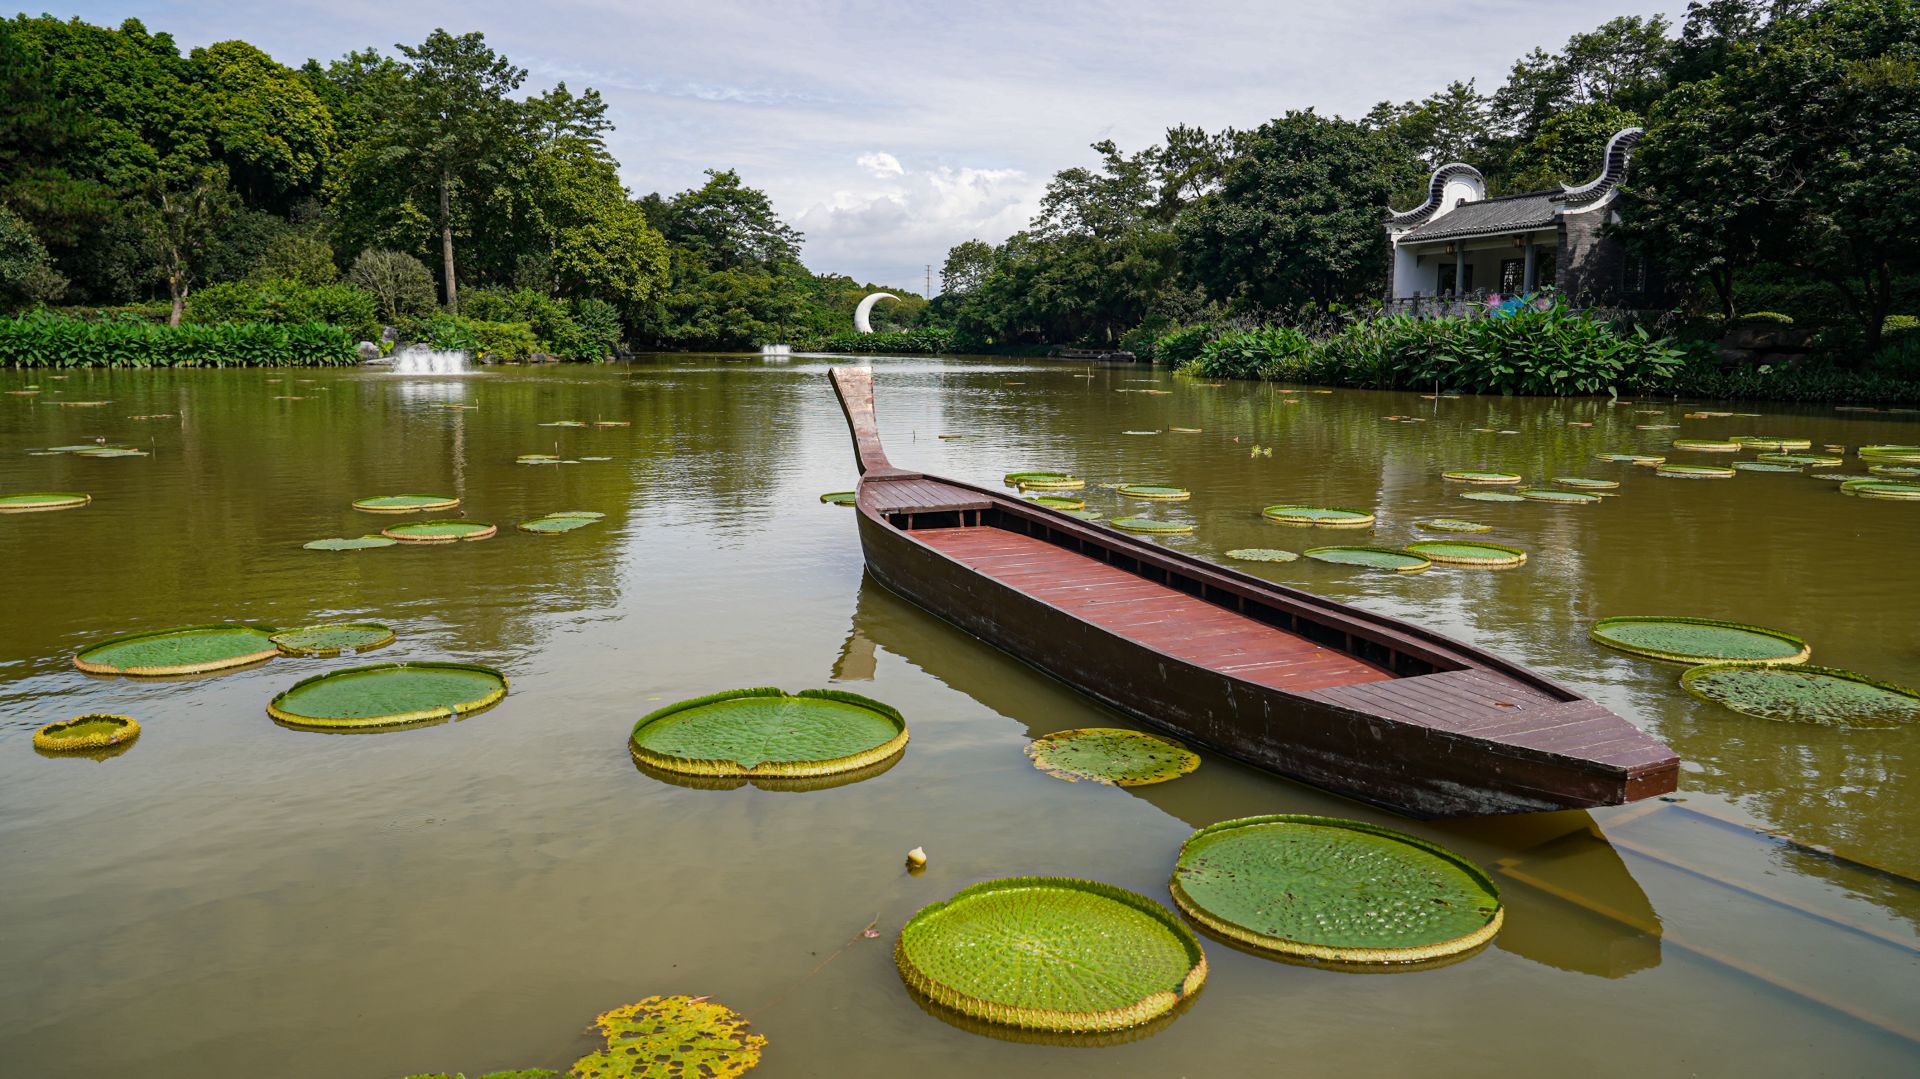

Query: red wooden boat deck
(914, 526), (1395, 693)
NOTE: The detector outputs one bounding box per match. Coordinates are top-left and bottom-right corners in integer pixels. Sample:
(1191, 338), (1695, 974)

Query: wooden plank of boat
(828, 366), (1680, 818)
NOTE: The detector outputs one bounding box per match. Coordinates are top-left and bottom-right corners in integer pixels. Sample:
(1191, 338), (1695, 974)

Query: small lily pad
(1025, 728), (1200, 785)
(1596, 453), (1664, 465)
(1655, 464), (1736, 479)
(1551, 477), (1618, 489)
(1415, 518), (1491, 533)
(1757, 453), (1842, 467)
(1441, 470), (1522, 484)
(1005, 471), (1084, 490)
(1225, 548), (1298, 562)
(1026, 495), (1086, 510)
(1460, 491), (1525, 502)
(1671, 439), (1741, 452)
(34, 713), (139, 752)
(304, 535), (398, 551)
(819, 491), (857, 505)
(353, 494), (460, 513)
(270, 623), (396, 656)
(382, 519), (497, 542)
(1111, 517), (1194, 535)
(518, 515), (596, 533)
(1519, 488), (1600, 504)
(1116, 484), (1190, 500)
(1305, 546), (1430, 573)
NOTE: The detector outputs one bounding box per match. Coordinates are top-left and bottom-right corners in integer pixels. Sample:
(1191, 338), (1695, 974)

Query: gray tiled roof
(1394, 191), (1559, 243)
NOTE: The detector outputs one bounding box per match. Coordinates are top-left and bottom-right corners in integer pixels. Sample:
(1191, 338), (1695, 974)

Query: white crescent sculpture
(854, 292), (899, 334)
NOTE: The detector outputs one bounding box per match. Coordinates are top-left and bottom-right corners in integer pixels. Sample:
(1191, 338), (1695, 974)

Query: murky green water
(2, 357), (1916, 1077)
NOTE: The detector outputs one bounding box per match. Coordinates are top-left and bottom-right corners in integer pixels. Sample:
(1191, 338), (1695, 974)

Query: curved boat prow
(829, 366), (901, 477)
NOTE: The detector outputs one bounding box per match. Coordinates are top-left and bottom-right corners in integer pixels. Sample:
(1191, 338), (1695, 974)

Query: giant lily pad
(270, 622), (395, 657)
(1116, 484), (1191, 501)
(0, 492), (90, 513)
(1026, 495), (1086, 510)
(1590, 616), (1808, 666)
(1304, 546), (1430, 573)
(1655, 464), (1736, 479)
(1025, 728), (1199, 786)
(1170, 815), (1503, 965)
(570, 995), (766, 1079)
(267, 661), (508, 730)
(382, 519), (497, 542)
(1460, 491), (1524, 502)
(34, 713), (139, 752)
(1734, 462), (1802, 473)
(629, 687), (908, 778)
(1519, 488), (1600, 504)
(1671, 439), (1741, 452)
(75, 623), (278, 676)
(1440, 470), (1521, 484)
(896, 877), (1207, 1033)
(1732, 436), (1812, 451)
(518, 515), (598, 533)
(1404, 540), (1527, 567)
(353, 494), (459, 513)
(303, 535), (398, 551)
(1595, 453), (1664, 466)
(1840, 479), (1920, 501)
(1225, 548), (1298, 562)
(1757, 453), (1842, 467)
(1416, 518), (1492, 533)
(1551, 477), (1618, 490)
(1004, 471), (1084, 490)
(1859, 445), (1920, 463)
(1868, 465), (1920, 478)
(1111, 517), (1193, 535)
(1682, 664), (1920, 729)
(1261, 505), (1373, 527)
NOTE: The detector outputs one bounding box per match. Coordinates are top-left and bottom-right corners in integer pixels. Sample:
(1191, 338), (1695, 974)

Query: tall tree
(148, 165), (236, 324)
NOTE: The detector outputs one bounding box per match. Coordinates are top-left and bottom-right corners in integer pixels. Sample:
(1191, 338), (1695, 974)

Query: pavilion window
(1500, 258), (1525, 294)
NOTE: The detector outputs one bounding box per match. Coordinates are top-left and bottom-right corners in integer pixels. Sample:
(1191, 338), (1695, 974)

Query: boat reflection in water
(833, 574), (1664, 980)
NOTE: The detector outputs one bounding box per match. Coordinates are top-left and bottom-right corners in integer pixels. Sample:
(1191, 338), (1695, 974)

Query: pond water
(2, 356), (1916, 1077)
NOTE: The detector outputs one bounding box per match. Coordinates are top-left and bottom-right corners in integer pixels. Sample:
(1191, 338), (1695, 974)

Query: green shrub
(810, 328), (955, 354)
(0, 313), (355, 367)
(348, 249), (437, 323)
(187, 279), (378, 339)
(414, 314), (540, 361)
(49, 302), (173, 324)
(1732, 311), (1796, 326)
(1189, 326), (1311, 380)
(1152, 323), (1220, 366)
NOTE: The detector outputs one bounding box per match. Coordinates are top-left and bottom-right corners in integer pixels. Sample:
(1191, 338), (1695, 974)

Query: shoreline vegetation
(3, 4), (1917, 404)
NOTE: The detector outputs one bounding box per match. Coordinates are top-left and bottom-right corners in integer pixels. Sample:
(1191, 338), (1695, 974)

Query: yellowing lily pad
(570, 996), (766, 1079)
(1025, 728), (1199, 786)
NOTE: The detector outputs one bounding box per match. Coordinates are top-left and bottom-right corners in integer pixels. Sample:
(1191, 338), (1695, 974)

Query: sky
(54, 1), (1692, 293)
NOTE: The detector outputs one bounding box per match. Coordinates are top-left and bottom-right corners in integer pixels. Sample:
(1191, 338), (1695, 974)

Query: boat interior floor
(911, 525), (1397, 693)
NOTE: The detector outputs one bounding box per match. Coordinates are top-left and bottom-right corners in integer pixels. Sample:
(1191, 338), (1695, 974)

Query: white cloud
(856, 152), (904, 179)
(794, 162), (1040, 292)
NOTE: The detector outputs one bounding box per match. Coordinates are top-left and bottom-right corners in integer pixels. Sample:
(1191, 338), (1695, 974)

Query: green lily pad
(269, 622), (395, 657)
(267, 661), (508, 730)
(1867, 465), (1920, 477)
(1025, 728), (1200, 786)
(1061, 509), (1103, 520)
(353, 494), (460, 513)
(1460, 491), (1525, 502)
(1590, 616), (1809, 665)
(1005, 471), (1084, 490)
(537, 420), (587, 427)
(1840, 479), (1920, 500)
(1225, 547), (1298, 562)
(1734, 462), (1803, 473)
(518, 515), (596, 533)
(1757, 453), (1842, 467)
(1682, 664), (1920, 729)
(1731, 436), (1812, 451)
(1416, 518), (1491, 533)
(629, 687), (908, 778)
(1655, 464), (1736, 479)
(819, 490), (857, 505)
(1671, 439), (1741, 452)
(34, 713), (139, 752)
(75, 624), (278, 677)
(547, 510), (606, 519)
(517, 454), (560, 464)
(382, 519), (496, 542)
(1807, 472), (1878, 483)
(1110, 517), (1194, 535)
(1026, 495), (1086, 510)
(1440, 469), (1521, 484)
(1519, 488), (1600, 504)
(74, 447), (146, 458)
(1858, 445), (1920, 463)
(896, 877), (1207, 1033)
(1304, 546), (1430, 573)
(570, 995), (766, 1079)
(303, 535), (398, 551)
(0, 492), (90, 513)
(1116, 484), (1190, 500)
(1404, 540), (1527, 567)
(1595, 453), (1664, 465)
(1551, 477), (1618, 489)
(1170, 815), (1502, 965)
(1261, 505), (1373, 527)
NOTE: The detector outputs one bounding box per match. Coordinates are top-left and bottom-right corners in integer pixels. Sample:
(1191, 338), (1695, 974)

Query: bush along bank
(0, 314), (355, 367)
(805, 328), (957, 354)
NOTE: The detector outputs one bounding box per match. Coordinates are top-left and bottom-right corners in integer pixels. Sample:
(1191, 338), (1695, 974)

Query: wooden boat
(828, 367), (1679, 818)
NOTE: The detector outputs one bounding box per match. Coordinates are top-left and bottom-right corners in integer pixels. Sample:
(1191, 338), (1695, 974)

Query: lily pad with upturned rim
(1734, 462), (1803, 473)
(382, 519), (497, 543)
(896, 877), (1207, 1033)
(1460, 491), (1525, 502)
(1025, 728), (1200, 786)
(819, 491), (857, 505)
(1116, 484), (1191, 501)
(1656, 464), (1736, 479)
(1682, 664), (1919, 729)
(1261, 505), (1373, 527)
(1225, 548), (1298, 562)
(1867, 464), (1920, 477)
(1404, 540), (1527, 567)
(33, 713), (139, 752)
(1858, 445), (1920, 463)
(1169, 815), (1502, 965)
(1440, 470), (1522, 484)
(1671, 439), (1741, 453)
(269, 623), (395, 657)
(1757, 453), (1842, 467)
(1551, 477), (1619, 489)
(303, 535), (398, 551)
(1416, 518), (1492, 533)
(1732, 436), (1812, 451)
(0, 492), (90, 513)
(1025, 495), (1086, 510)
(1304, 546), (1430, 573)
(267, 661), (508, 730)
(570, 995), (766, 1079)
(1840, 479), (1920, 501)
(629, 687), (908, 778)
(1005, 471), (1085, 491)
(1596, 453), (1664, 465)
(75, 624), (278, 676)
(1519, 488), (1600, 504)
(352, 494), (460, 513)
(1589, 616), (1808, 666)
(1111, 517), (1194, 535)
